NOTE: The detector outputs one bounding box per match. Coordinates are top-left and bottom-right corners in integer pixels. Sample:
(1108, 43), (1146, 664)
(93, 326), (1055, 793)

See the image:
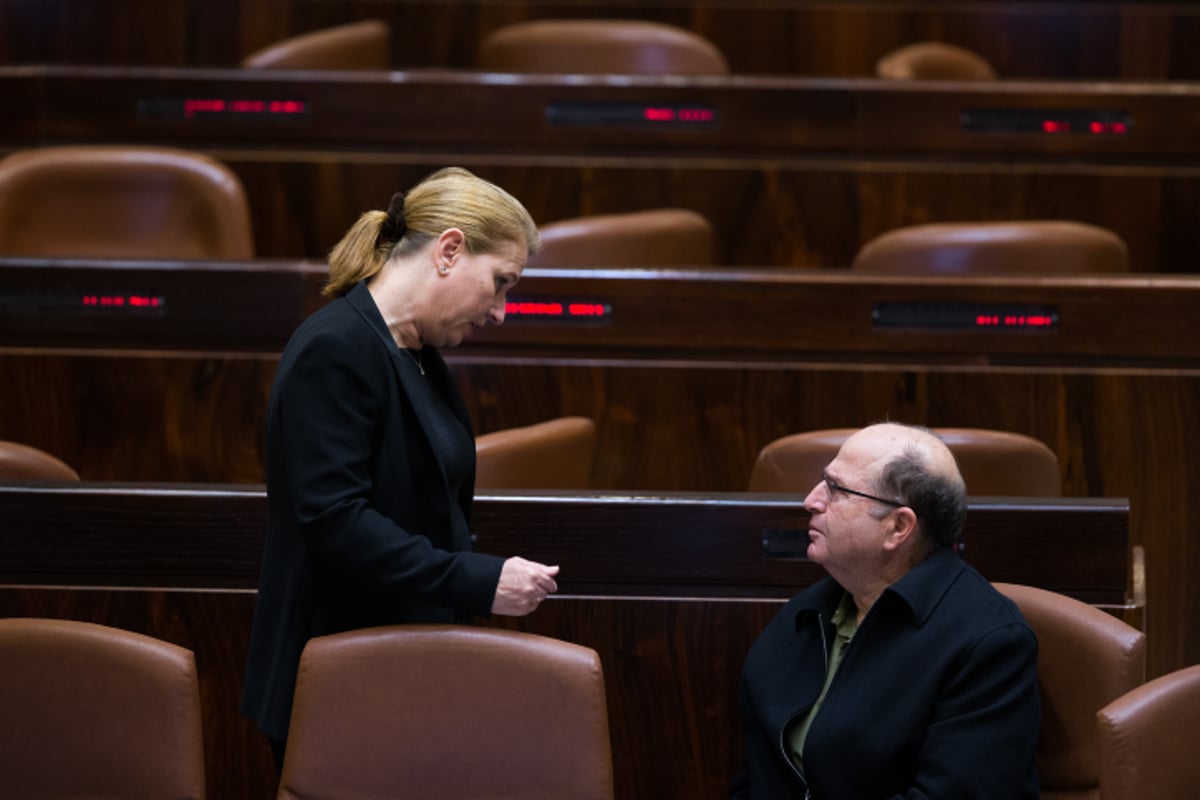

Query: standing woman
(242, 167), (560, 767)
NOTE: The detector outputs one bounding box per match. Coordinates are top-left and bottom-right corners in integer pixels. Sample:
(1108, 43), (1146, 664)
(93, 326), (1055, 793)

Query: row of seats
(0, 144), (1131, 272)
(0, 420), (601, 487)
(4, 424), (1061, 497)
(0, 617), (612, 798)
(478, 421), (1067, 496)
(3, 594), (1195, 797)
(240, 18), (998, 81)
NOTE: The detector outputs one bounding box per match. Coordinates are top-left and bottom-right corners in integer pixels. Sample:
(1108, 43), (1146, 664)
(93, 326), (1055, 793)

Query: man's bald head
(844, 423), (967, 549)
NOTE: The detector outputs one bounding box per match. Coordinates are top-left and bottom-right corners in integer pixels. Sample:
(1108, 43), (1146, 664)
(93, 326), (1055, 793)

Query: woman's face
(426, 234), (525, 347)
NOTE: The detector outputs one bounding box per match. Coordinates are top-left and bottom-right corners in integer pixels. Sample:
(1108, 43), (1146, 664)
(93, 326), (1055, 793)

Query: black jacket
(731, 547), (1040, 799)
(241, 281), (505, 742)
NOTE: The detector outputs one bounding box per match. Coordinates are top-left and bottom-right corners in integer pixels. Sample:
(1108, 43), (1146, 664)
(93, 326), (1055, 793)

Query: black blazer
(732, 547), (1039, 799)
(241, 281), (505, 742)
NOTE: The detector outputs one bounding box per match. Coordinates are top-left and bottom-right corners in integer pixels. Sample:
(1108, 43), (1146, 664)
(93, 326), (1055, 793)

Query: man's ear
(882, 507), (920, 552)
(433, 228), (466, 273)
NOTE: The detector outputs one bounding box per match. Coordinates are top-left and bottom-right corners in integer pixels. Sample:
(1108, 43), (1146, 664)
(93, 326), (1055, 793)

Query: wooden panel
(0, 485), (1131, 602)
(3, 260), (1196, 360)
(4, 1), (1200, 81)
(0, 259), (323, 350)
(0, 351), (275, 483)
(0, 484), (1132, 800)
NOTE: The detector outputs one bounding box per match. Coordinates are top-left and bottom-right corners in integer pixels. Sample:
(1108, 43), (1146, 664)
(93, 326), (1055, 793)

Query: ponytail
(324, 210), (390, 298)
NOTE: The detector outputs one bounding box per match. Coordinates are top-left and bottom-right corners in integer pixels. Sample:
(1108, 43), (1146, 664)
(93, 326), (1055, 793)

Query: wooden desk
(0, 483), (1132, 800)
(0, 258), (1194, 684)
(7, 66), (1200, 158)
(2, 67), (1200, 270)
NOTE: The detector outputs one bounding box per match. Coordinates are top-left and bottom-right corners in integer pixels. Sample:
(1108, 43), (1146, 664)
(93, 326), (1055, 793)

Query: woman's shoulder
(276, 297), (390, 381)
(289, 296), (373, 347)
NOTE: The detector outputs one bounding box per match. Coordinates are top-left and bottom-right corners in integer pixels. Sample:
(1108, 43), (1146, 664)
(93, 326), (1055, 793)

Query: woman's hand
(491, 556), (560, 616)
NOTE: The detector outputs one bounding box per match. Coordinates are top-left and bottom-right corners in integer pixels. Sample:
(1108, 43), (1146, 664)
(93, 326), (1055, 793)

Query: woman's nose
(488, 301), (507, 325)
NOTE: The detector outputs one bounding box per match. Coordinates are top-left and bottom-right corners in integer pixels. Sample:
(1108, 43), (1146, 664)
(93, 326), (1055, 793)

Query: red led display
(642, 107), (716, 123)
(974, 314), (1055, 328)
(962, 108), (1131, 137)
(873, 302), (1059, 330)
(505, 300), (611, 320)
(547, 102), (718, 129)
(181, 98), (308, 120)
(81, 294), (165, 309)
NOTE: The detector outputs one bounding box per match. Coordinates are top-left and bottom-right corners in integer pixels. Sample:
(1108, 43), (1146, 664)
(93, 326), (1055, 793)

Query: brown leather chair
(851, 221), (1129, 276)
(994, 583), (1146, 800)
(278, 625), (614, 800)
(0, 617), (205, 798)
(0, 440), (81, 481)
(748, 427), (1061, 496)
(1096, 663), (1200, 800)
(241, 19), (390, 70)
(0, 145), (254, 260)
(528, 208), (715, 269)
(478, 19), (729, 75)
(475, 416), (596, 489)
(876, 41), (997, 81)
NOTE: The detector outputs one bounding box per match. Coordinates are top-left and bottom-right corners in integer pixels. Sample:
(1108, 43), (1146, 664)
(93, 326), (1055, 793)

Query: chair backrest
(876, 41), (997, 80)
(528, 208), (715, 269)
(851, 221), (1129, 275)
(241, 19), (390, 70)
(475, 416), (597, 489)
(0, 440), (80, 481)
(748, 427), (1061, 496)
(0, 145), (254, 260)
(478, 19), (729, 75)
(1096, 663), (1200, 800)
(0, 617), (205, 798)
(279, 625), (614, 800)
(993, 583), (1146, 800)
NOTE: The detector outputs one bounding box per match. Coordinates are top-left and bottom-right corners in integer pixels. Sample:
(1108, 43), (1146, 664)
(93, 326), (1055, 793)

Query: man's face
(803, 428), (902, 573)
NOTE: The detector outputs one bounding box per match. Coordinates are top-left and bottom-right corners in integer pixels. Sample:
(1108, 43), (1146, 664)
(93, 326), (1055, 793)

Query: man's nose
(803, 481), (826, 513)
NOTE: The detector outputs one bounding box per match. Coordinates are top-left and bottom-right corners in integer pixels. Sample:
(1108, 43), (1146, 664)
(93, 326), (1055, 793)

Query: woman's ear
(434, 228), (466, 274)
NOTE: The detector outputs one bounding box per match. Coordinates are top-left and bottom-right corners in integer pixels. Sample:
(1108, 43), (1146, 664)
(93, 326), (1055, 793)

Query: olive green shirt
(787, 591), (859, 773)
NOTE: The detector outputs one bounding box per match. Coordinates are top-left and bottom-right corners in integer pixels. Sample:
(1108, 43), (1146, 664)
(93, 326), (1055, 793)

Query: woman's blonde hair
(324, 167), (540, 298)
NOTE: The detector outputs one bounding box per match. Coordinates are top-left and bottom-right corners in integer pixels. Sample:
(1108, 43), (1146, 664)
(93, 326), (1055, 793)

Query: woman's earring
(439, 266), (448, 274)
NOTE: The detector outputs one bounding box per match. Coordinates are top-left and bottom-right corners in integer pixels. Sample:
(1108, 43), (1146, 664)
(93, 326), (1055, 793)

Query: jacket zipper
(777, 612), (829, 800)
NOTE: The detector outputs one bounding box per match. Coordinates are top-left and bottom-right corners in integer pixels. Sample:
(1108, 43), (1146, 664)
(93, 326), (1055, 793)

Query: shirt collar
(792, 546), (965, 629)
(878, 546), (965, 626)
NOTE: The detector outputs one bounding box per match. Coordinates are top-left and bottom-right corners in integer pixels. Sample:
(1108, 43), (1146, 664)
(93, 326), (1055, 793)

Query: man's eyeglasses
(821, 471), (906, 509)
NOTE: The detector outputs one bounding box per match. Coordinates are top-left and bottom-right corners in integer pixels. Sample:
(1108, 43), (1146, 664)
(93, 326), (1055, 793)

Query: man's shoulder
(942, 563), (1035, 636)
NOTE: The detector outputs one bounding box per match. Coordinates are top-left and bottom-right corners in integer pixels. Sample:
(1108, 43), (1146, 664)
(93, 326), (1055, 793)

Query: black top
(241, 281), (505, 742)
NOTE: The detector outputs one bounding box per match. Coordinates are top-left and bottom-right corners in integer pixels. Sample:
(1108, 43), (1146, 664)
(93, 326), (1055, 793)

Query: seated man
(731, 422), (1039, 798)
